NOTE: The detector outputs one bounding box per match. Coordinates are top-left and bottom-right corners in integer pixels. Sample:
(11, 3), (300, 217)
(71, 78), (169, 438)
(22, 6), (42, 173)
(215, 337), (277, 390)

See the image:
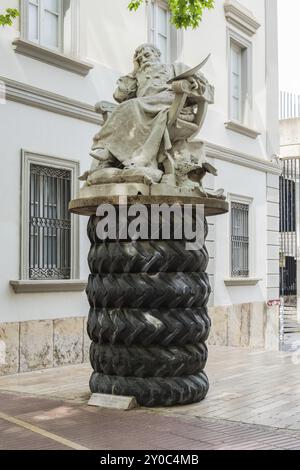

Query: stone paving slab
(0, 413), (70, 450)
(0, 346), (300, 431)
(1, 391), (300, 450)
(0, 363), (91, 403)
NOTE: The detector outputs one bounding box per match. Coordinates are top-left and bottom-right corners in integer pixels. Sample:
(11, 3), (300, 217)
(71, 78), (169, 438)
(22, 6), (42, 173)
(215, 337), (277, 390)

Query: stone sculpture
(70, 43), (228, 407)
(79, 43), (225, 200)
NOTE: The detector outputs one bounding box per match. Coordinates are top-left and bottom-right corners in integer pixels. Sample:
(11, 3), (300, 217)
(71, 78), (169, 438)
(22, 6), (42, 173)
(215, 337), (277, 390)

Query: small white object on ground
(88, 393), (138, 410)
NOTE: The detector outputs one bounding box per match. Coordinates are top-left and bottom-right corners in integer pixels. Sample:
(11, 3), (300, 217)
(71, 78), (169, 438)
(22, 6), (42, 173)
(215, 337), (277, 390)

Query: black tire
(87, 214), (209, 244)
(90, 371), (209, 407)
(90, 342), (207, 377)
(86, 272), (211, 309)
(88, 240), (209, 274)
(87, 308), (101, 343)
(87, 213), (211, 407)
(88, 307), (211, 346)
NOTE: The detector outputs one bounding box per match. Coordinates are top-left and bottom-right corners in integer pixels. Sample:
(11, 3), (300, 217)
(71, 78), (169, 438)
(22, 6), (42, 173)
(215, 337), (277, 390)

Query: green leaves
(0, 8), (19, 27)
(128, 0), (144, 12)
(169, 0), (215, 29)
(128, 0), (215, 29)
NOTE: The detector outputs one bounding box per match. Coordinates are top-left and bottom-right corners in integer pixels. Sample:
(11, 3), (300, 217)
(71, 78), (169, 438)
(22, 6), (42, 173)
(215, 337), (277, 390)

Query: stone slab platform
(69, 195), (229, 217)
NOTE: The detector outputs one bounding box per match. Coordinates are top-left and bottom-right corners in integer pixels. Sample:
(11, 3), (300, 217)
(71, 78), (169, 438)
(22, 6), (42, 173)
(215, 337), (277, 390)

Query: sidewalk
(0, 346), (300, 449)
(1, 391), (300, 450)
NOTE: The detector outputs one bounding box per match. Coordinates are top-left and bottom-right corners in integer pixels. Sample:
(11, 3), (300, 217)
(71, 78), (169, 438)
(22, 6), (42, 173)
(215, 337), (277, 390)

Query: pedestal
(70, 195), (228, 407)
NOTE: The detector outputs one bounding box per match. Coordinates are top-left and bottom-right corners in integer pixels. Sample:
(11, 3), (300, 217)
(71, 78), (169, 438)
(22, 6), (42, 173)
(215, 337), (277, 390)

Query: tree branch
(128, 0), (215, 29)
(0, 8), (19, 27)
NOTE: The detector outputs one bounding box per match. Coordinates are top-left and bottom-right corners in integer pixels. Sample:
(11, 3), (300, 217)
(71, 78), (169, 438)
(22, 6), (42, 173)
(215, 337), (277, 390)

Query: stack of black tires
(86, 211), (211, 407)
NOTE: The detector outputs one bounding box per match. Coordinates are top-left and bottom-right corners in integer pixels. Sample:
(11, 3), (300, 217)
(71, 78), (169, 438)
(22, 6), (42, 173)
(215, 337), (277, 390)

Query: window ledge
(12, 39), (94, 76)
(225, 120), (261, 139)
(10, 280), (87, 294)
(224, 278), (262, 287)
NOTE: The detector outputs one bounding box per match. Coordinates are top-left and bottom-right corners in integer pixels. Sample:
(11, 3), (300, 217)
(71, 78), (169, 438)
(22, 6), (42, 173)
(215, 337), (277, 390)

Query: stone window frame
(12, 0), (93, 76)
(225, 193), (260, 285)
(225, 28), (260, 139)
(19, 150), (80, 283)
(227, 29), (252, 126)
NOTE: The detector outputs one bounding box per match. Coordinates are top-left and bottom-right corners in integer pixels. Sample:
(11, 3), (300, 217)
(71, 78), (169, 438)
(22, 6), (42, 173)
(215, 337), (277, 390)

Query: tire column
(87, 209), (211, 407)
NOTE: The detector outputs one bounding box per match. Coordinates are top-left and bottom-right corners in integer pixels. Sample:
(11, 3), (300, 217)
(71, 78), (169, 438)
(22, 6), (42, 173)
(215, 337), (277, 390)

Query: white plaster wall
(181, 0), (268, 160)
(0, 0), (278, 322)
(265, 0), (280, 159)
(0, 0), (269, 160)
(0, 100), (93, 322)
(0, 0), (130, 102)
(213, 160), (268, 306)
(80, 0), (148, 74)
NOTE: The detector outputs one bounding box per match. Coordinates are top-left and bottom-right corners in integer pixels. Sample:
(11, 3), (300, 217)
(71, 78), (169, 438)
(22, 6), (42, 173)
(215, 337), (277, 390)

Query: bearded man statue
(80, 43), (213, 188)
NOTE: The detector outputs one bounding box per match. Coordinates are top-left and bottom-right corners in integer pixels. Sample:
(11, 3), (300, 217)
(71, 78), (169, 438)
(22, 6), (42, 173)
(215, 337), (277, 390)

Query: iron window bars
(29, 163), (71, 280)
(231, 201), (249, 278)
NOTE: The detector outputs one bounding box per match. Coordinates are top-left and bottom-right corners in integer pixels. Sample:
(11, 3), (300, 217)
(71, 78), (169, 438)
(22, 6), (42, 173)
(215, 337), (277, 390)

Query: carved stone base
(79, 181), (203, 200)
(85, 211), (212, 407)
(79, 182), (150, 199)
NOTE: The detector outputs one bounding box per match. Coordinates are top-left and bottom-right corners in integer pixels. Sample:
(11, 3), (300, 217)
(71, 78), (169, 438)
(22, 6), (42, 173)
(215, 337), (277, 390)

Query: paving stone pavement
(1, 391), (300, 450)
(161, 346), (300, 431)
(0, 345), (300, 449)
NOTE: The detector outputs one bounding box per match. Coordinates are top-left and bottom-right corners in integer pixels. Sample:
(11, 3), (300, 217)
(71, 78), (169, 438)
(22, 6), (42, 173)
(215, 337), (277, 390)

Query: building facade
(0, 0), (281, 375)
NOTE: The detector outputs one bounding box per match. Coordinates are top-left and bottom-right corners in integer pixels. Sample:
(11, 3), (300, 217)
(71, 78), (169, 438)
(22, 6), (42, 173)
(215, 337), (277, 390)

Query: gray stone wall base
(208, 302), (280, 351)
(0, 317), (91, 376)
(0, 301), (280, 377)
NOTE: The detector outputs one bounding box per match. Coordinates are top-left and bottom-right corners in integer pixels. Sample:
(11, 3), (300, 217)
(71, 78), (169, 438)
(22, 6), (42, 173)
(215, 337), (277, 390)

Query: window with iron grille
(231, 202), (249, 278)
(29, 164), (71, 280)
(279, 176), (296, 233)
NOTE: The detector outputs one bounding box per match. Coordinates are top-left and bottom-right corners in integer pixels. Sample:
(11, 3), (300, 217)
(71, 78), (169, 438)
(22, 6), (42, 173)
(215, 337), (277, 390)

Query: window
(231, 202), (249, 277)
(16, 1), (92, 75)
(227, 30), (252, 127)
(148, 0), (171, 63)
(29, 164), (71, 280)
(230, 42), (242, 121)
(229, 39), (248, 123)
(27, 0), (63, 51)
(279, 176), (296, 233)
(21, 151), (79, 281)
(20, 0), (82, 58)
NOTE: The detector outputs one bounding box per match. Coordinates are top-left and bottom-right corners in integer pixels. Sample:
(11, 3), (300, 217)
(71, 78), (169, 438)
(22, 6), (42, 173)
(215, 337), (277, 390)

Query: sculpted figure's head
(134, 44), (161, 68)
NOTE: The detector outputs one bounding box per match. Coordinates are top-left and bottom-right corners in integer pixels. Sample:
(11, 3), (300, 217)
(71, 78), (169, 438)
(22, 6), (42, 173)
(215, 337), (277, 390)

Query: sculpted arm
(113, 74), (138, 103)
(173, 62), (213, 100)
